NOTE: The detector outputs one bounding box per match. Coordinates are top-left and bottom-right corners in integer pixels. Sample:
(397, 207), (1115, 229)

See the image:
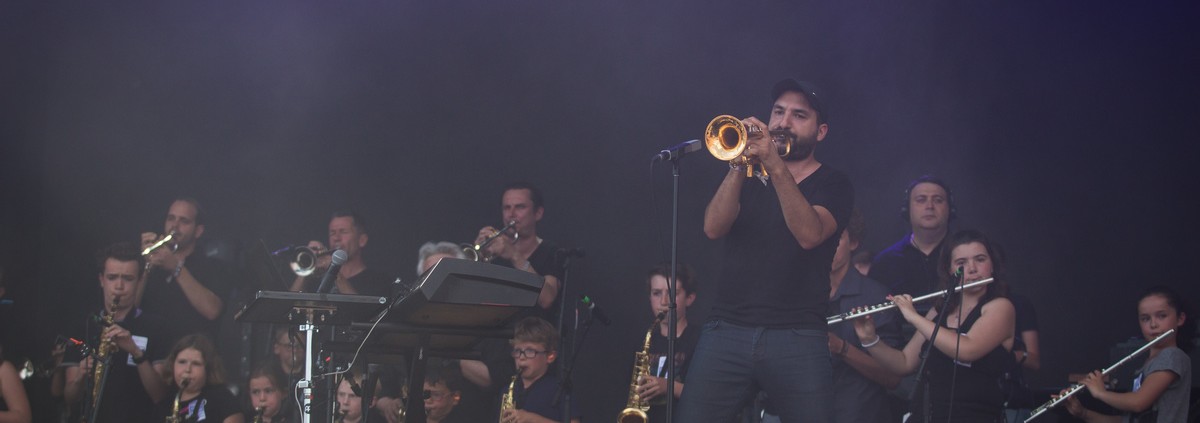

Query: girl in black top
(854, 229), (1016, 422)
(158, 334), (244, 423)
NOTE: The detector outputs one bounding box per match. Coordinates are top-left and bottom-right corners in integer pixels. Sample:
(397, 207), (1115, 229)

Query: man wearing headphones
(869, 175), (955, 301)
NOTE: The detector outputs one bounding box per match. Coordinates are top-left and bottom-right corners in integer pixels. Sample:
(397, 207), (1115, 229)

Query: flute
(1025, 329), (1176, 422)
(826, 278), (994, 325)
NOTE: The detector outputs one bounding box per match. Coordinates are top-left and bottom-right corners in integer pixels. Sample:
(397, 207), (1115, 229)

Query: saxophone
(498, 375), (517, 422)
(616, 312), (666, 423)
(166, 379), (189, 423)
(252, 406), (264, 423)
(87, 296), (120, 422)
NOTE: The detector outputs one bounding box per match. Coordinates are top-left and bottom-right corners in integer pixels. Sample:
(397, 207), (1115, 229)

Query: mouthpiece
(180, 378), (191, 388)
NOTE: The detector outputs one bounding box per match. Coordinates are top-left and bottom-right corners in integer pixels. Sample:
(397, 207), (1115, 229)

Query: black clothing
(828, 269), (903, 423)
(493, 239), (565, 324)
(142, 252), (233, 340)
(512, 374), (581, 422)
(646, 323), (700, 423)
(342, 267), (393, 298)
(1004, 292), (1040, 408)
(711, 165), (854, 330)
(157, 385), (243, 422)
(911, 297), (1014, 423)
(870, 235), (945, 301)
(63, 307), (173, 423)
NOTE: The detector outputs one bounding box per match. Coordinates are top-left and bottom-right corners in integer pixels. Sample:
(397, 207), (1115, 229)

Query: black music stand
(374, 258), (542, 423)
(235, 291), (387, 423)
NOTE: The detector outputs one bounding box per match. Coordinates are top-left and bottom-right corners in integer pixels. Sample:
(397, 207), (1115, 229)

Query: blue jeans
(678, 320), (832, 423)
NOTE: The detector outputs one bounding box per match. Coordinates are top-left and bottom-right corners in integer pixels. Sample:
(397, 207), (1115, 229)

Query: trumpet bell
(704, 114), (748, 162)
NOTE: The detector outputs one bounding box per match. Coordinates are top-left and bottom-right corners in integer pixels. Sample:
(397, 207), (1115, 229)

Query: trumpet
(704, 115), (795, 179)
(142, 231), (177, 256)
(825, 278), (995, 325)
(1025, 329), (1176, 422)
(273, 246), (334, 277)
(464, 220), (518, 261)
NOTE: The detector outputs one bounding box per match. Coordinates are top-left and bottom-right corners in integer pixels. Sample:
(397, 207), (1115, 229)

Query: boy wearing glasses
(500, 317), (582, 423)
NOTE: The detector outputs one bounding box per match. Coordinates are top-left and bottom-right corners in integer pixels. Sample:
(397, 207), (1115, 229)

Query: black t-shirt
(158, 384), (243, 422)
(869, 235), (945, 300)
(711, 165), (854, 329)
(494, 239), (565, 323)
(343, 267), (393, 298)
(142, 252), (233, 340)
(63, 307), (173, 423)
(645, 323), (699, 423)
(911, 297), (1014, 423)
(512, 373), (580, 422)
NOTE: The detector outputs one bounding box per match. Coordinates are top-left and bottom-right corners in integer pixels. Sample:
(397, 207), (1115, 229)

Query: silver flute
(826, 277), (995, 325)
(1025, 329), (1176, 422)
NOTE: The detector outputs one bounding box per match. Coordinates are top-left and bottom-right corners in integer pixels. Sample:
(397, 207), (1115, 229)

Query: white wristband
(861, 336), (881, 348)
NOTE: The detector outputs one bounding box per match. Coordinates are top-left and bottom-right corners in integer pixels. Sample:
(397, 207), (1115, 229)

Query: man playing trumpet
(474, 182), (564, 314)
(288, 210), (391, 297)
(137, 197), (231, 341)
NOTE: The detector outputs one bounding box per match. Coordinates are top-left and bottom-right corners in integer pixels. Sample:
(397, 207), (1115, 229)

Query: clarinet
(1024, 329), (1176, 422)
(826, 278), (994, 324)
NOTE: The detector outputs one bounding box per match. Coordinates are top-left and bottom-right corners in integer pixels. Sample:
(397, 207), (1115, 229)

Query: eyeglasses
(510, 348), (549, 359)
(422, 390), (450, 401)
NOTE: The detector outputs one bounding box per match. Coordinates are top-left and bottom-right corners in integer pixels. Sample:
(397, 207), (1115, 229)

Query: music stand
(382, 258), (543, 423)
(235, 291), (387, 423)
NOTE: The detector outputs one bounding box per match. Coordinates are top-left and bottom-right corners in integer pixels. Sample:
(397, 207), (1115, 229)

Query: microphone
(315, 250), (348, 294)
(579, 295), (612, 326)
(555, 247), (586, 259)
(652, 139), (703, 162)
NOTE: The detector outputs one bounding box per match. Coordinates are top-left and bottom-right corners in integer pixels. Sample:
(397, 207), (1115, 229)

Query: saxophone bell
(616, 312), (667, 423)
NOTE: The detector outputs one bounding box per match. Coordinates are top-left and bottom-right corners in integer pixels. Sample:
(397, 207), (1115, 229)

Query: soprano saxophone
(86, 296), (120, 422)
(498, 375), (517, 423)
(617, 312), (666, 423)
(166, 379), (189, 423)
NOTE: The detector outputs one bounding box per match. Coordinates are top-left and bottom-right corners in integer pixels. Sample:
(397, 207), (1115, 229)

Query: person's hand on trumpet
(476, 225), (515, 261)
(739, 116), (786, 176)
(141, 232), (179, 271)
(305, 240), (333, 271)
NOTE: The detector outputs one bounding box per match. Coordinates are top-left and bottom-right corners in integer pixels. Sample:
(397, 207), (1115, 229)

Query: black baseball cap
(771, 78), (827, 124)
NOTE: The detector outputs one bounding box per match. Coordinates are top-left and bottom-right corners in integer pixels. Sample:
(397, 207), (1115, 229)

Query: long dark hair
(1138, 285), (1195, 352)
(164, 333), (227, 388)
(933, 229), (1008, 315)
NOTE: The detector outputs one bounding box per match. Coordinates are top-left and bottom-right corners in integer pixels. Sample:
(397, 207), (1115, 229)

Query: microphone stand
(554, 306), (595, 423)
(556, 253), (575, 423)
(908, 270), (966, 423)
(665, 155), (682, 423)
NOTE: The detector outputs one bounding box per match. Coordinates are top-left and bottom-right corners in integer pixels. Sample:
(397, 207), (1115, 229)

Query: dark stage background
(3, 0), (1199, 420)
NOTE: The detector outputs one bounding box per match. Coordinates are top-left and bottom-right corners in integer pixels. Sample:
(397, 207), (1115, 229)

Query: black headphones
(899, 175), (957, 222)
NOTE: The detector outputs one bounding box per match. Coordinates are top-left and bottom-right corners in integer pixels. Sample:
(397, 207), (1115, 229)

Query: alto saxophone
(498, 375), (517, 423)
(617, 312), (666, 423)
(87, 296), (120, 422)
(166, 379), (189, 423)
(252, 406), (264, 423)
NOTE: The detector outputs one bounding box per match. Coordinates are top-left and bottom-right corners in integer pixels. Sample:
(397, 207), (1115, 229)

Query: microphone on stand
(651, 139), (703, 162)
(579, 295), (611, 326)
(315, 250), (348, 294)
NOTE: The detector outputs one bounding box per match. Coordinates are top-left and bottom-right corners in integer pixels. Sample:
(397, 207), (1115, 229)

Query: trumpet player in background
(137, 197), (231, 341)
(680, 78), (852, 423)
(156, 334), (243, 423)
(288, 210), (392, 297)
(475, 182), (564, 315)
(633, 263), (700, 423)
(63, 242), (171, 423)
(499, 317), (580, 423)
(852, 229), (1015, 423)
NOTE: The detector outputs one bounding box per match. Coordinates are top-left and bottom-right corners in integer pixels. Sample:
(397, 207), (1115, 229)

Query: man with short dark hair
(65, 242), (172, 423)
(870, 175), (955, 299)
(289, 210), (392, 297)
(476, 182), (563, 314)
(137, 197), (231, 339)
(681, 78), (854, 422)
